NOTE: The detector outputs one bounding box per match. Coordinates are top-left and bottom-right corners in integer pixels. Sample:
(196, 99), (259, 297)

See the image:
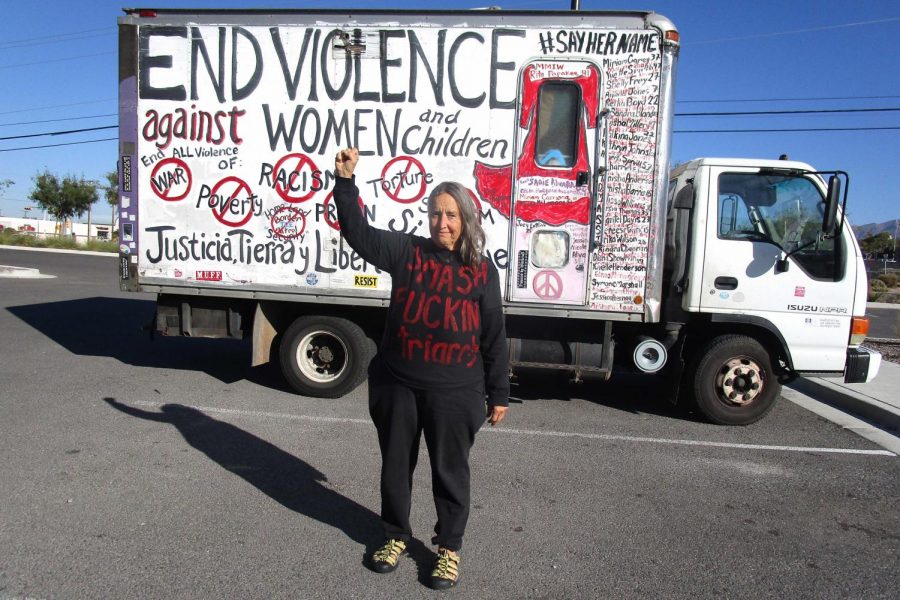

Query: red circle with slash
(273, 153), (320, 203)
(322, 192), (366, 231)
(269, 205), (306, 240)
(150, 157), (192, 201)
(209, 176), (255, 227)
(381, 156), (427, 204)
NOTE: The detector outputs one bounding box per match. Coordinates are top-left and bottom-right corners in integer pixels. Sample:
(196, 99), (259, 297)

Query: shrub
(870, 278), (888, 292)
(0, 230), (116, 253)
(84, 239), (118, 253)
(877, 273), (899, 288)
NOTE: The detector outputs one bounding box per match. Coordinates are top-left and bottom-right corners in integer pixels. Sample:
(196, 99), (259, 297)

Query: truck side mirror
(775, 258), (790, 273)
(822, 175), (840, 234)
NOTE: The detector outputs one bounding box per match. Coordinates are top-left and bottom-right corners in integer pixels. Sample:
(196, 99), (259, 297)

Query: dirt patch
(864, 340), (900, 365)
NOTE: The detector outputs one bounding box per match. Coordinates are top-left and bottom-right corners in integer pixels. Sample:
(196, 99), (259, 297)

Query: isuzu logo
(786, 304), (847, 314)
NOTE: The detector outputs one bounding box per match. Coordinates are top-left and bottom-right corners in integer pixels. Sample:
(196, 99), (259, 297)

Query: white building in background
(0, 217), (114, 241)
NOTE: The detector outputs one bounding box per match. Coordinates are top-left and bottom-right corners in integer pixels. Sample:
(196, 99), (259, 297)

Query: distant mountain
(853, 219), (898, 239)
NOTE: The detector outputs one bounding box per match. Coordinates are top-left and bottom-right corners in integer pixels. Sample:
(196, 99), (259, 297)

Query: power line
(0, 50), (115, 70)
(1, 106), (899, 151)
(0, 30), (112, 50)
(676, 126), (900, 133)
(0, 137), (117, 153)
(5, 105), (898, 140)
(0, 26), (111, 46)
(3, 124), (899, 153)
(4, 94), (893, 114)
(676, 107), (900, 117)
(0, 99), (115, 115)
(0, 114), (116, 128)
(686, 17), (900, 45)
(678, 94), (900, 104)
(0, 125), (117, 141)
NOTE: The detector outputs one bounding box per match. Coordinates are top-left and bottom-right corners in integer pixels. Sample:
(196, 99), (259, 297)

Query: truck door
(698, 166), (851, 372)
(508, 60), (601, 305)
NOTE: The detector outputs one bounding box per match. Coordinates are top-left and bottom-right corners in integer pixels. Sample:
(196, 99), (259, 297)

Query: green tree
(0, 179), (11, 219)
(29, 171), (98, 228)
(103, 170), (118, 234)
(860, 232), (894, 257)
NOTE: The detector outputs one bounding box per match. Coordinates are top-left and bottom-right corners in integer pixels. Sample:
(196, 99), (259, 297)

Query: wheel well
(274, 302), (385, 338)
(253, 300), (386, 366)
(681, 319), (793, 377)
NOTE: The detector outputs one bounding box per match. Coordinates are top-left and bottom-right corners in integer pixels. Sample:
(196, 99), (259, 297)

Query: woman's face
(429, 193), (463, 251)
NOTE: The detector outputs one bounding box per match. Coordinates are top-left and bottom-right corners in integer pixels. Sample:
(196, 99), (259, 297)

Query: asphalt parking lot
(1, 248), (898, 599)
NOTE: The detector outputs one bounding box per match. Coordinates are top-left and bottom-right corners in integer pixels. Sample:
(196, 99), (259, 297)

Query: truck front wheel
(690, 335), (780, 425)
(279, 315), (374, 398)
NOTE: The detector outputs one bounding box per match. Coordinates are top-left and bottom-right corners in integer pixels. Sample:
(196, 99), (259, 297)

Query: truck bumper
(845, 346), (882, 383)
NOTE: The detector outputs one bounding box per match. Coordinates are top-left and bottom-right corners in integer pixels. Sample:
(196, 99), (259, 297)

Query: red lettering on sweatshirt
(395, 247), (489, 368)
(397, 327), (479, 366)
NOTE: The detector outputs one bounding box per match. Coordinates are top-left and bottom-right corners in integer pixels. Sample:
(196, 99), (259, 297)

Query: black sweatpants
(368, 360), (486, 552)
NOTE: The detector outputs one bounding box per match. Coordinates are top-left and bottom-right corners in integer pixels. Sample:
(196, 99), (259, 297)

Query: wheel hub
(315, 345), (335, 364)
(307, 344), (336, 373)
(719, 357), (763, 406)
(299, 332), (346, 381)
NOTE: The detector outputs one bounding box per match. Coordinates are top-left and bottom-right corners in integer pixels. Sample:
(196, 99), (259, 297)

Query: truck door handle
(714, 276), (738, 290)
(576, 171), (589, 187)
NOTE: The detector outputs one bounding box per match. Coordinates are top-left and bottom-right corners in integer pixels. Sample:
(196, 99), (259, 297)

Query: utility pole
(86, 179), (100, 243)
(894, 218), (899, 262)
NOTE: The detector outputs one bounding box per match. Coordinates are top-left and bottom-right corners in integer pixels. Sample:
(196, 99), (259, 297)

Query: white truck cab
(663, 158), (880, 423)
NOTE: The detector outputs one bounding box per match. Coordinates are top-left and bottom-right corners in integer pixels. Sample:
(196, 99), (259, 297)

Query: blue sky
(0, 0), (897, 227)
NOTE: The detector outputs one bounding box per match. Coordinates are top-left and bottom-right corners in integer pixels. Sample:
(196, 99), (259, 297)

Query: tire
(689, 334), (781, 426)
(279, 315), (374, 398)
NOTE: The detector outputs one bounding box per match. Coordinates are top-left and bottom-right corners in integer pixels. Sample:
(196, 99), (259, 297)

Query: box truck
(117, 8), (881, 424)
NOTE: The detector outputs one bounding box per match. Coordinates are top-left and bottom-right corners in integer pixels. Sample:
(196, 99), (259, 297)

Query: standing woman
(333, 148), (509, 590)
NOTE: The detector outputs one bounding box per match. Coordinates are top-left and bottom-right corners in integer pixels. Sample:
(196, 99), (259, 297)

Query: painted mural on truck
(125, 22), (661, 312)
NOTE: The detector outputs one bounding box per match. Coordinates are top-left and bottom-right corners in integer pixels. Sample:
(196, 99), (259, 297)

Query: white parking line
(489, 426), (895, 456)
(128, 400), (896, 457)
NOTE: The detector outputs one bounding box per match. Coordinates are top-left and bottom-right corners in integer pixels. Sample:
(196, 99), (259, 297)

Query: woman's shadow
(103, 397), (419, 570)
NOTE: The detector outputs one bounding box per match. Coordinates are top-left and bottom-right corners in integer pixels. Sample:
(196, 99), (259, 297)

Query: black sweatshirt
(333, 176), (509, 407)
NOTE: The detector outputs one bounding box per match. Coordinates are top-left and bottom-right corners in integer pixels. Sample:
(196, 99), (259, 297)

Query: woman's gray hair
(428, 181), (485, 268)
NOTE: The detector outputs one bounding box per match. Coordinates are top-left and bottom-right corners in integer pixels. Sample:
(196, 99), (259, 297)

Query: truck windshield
(717, 172), (842, 281)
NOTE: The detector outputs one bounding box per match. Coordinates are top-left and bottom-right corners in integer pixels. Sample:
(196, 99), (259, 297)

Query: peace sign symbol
(533, 270), (563, 300)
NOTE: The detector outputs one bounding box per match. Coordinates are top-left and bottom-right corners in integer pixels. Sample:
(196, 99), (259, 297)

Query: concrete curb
(788, 377), (900, 435)
(782, 387), (900, 455)
(0, 244), (116, 258)
(868, 302), (900, 310)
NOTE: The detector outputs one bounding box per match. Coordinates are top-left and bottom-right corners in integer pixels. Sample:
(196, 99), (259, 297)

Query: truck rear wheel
(279, 315), (374, 398)
(690, 335), (780, 425)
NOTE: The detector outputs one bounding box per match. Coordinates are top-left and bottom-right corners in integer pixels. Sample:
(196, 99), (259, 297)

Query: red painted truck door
(508, 60), (601, 305)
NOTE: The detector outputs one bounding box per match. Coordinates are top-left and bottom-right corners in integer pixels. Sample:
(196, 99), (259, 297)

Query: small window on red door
(536, 82), (581, 168)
